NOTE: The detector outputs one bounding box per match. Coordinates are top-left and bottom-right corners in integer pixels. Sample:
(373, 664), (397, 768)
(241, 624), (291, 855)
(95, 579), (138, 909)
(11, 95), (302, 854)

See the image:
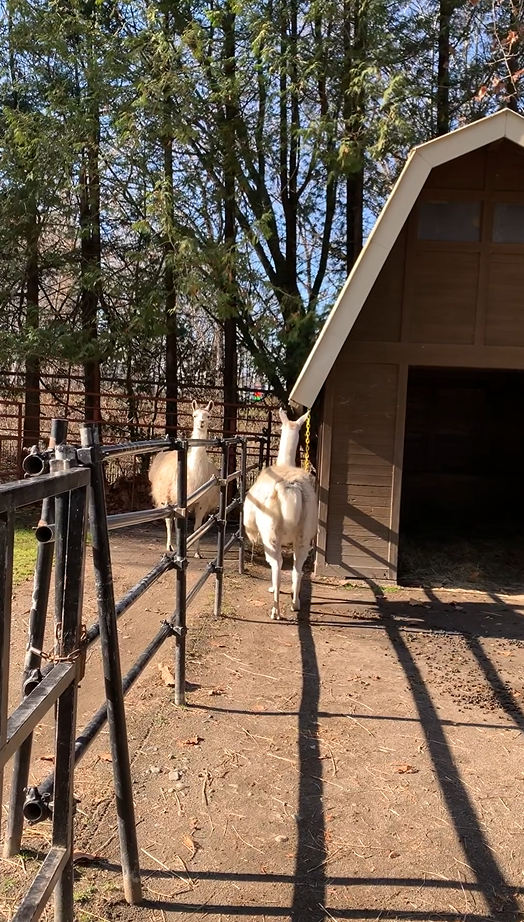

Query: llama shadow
(290, 575), (327, 921)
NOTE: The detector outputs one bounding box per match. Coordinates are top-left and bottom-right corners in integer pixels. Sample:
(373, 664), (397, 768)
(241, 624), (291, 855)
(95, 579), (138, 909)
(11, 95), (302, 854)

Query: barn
(290, 108), (524, 583)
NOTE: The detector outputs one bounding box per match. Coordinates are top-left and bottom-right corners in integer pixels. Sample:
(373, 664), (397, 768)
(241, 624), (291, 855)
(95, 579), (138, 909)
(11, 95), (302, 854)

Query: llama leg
(193, 506), (204, 558)
(264, 543), (282, 620)
(166, 514), (174, 552)
(291, 543), (310, 611)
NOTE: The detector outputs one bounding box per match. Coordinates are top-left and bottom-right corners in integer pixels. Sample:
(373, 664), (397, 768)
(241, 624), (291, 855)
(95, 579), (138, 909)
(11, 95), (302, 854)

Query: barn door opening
(397, 366), (524, 586)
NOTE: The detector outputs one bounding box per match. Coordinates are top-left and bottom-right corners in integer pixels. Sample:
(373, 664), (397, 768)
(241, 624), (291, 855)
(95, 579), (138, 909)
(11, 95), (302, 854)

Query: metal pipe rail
(34, 505), (180, 544)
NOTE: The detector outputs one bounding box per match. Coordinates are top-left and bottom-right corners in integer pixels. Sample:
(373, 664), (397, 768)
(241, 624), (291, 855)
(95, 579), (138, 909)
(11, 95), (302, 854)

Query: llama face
(191, 400), (214, 436)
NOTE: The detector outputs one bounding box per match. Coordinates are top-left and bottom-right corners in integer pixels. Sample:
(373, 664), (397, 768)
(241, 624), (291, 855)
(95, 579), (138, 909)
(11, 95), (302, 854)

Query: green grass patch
(13, 525), (38, 585)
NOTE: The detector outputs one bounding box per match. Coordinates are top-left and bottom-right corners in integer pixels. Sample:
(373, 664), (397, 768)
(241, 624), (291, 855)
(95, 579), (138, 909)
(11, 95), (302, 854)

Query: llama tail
(276, 481), (303, 528)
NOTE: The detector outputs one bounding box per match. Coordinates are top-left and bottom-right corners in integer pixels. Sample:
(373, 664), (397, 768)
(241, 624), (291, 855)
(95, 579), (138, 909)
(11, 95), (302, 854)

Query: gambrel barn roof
(290, 108), (524, 409)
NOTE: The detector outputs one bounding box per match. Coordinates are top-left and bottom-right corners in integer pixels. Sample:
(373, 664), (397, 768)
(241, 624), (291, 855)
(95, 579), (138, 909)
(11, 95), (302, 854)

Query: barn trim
(290, 108), (524, 409)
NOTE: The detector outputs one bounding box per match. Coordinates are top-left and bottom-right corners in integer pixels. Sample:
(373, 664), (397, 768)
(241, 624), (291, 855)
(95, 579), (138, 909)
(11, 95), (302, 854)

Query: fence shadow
(373, 594), (521, 921)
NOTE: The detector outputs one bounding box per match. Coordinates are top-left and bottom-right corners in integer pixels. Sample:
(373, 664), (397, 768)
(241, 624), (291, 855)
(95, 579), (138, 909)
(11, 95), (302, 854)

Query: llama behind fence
(149, 400), (220, 557)
(243, 408), (317, 619)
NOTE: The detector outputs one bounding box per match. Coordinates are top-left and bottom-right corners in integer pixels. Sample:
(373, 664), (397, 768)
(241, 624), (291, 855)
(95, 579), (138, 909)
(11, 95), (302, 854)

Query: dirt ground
(2, 523), (524, 922)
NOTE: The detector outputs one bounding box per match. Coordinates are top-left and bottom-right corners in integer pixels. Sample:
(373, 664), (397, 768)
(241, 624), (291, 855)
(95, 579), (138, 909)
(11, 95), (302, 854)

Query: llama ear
(206, 400), (214, 412)
(296, 411), (310, 430)
(278, 407), (289, 425)
(191, 399), (197, 412)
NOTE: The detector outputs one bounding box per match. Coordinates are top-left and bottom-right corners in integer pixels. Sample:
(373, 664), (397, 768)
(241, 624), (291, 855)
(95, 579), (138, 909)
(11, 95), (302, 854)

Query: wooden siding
(485, 254), (524, 346)
(493, 139), (524, 191)
(325, 363), (399, 579)
(408, 250), (479, 344)
(351, 229), (407, 342)
(425, 147), (488, 190)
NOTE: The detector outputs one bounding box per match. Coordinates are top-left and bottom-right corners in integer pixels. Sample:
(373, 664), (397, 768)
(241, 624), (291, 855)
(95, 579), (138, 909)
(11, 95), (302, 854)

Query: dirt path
(2, 523), (524, 922)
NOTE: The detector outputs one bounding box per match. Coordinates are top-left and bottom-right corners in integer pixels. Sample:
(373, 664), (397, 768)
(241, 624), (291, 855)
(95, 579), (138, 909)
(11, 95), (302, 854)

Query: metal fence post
(213, 440), (228, 618)
(2, 418), (68, 856)
(265, 410), (272, 467)
(53, 483), (88, 922)
(0, 509), (15, 843)
(3, 498), (54, 855)
(173, 443), (187, 707)
(238, 439), (247, 575)
(79, 424), (142, 905)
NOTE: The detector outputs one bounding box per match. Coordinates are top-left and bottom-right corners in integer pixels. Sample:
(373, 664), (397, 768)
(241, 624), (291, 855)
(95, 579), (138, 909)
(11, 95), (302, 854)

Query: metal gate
(2, 418), (265, 920)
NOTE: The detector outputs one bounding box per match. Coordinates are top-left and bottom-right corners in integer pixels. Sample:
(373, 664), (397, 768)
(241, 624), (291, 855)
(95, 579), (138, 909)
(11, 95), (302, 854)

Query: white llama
(149, 400), (220, 558)
(243, 408), (317, 620)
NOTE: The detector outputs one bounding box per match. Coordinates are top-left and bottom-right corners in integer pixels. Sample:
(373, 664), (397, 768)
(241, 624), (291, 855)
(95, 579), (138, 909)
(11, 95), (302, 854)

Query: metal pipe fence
(0, 451), (90, 922)
(2, 417), (266, 921)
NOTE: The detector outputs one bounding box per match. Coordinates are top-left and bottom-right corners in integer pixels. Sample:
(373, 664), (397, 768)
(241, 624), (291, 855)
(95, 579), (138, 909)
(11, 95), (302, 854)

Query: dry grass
(398, 533), (524, 591)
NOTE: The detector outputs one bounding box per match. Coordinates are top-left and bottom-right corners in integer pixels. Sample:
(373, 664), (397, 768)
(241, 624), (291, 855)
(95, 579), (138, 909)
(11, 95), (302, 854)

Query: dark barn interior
(400, 366), (524, 539)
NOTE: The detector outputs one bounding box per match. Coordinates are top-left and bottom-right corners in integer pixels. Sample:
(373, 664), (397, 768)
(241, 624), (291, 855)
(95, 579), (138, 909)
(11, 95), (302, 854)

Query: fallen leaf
(250, 599), (265, 608)
(389, 851), (400, 859)
(253, 704), (267, 712)
(500, 651), (512, 657)
(39, 755), (54, 763)
(182, 835), (194, 851)
(73, 851), (104, 865)
(177, 736), (203, 747)
(98, 752), (113, 763)
(158, 663), (175, 687)
(208, 687), (225, 696)
(395, 764), (418, 774)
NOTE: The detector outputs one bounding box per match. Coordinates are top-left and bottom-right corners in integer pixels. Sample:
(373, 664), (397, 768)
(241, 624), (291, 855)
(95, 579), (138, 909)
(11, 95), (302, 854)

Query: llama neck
(276, 429), (299, 467)
(188, 425), (209, 462)
(190, 425), (208, 442)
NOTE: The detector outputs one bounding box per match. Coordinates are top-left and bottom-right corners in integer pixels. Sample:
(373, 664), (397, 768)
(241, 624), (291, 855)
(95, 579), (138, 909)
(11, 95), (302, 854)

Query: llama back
(244, 464), (316, 544)
(275, 479), (303, 539)
(276, 471), (316, 542)
(149, 450), (178, 507)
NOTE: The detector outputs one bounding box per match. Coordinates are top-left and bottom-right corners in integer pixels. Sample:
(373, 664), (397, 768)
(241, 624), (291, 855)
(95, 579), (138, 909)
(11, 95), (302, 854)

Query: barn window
(418, 200), (481, 241)
(492, 202), (524, 243)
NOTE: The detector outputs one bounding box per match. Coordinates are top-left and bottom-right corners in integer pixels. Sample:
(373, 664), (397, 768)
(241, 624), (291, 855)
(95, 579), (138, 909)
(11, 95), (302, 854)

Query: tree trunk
(165, 312), (178, 437)
(505, 1), (521, 112)
(79, 106), (102, 426)
(344, 0), (365, 274)
(280, 0), (303, 389)
(437, 0), (453, 136)
(162, 11), (178, 437)
(223, 3), (238, 497)
(346, 170), (363, 274)
(23, 207), (40, 448)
